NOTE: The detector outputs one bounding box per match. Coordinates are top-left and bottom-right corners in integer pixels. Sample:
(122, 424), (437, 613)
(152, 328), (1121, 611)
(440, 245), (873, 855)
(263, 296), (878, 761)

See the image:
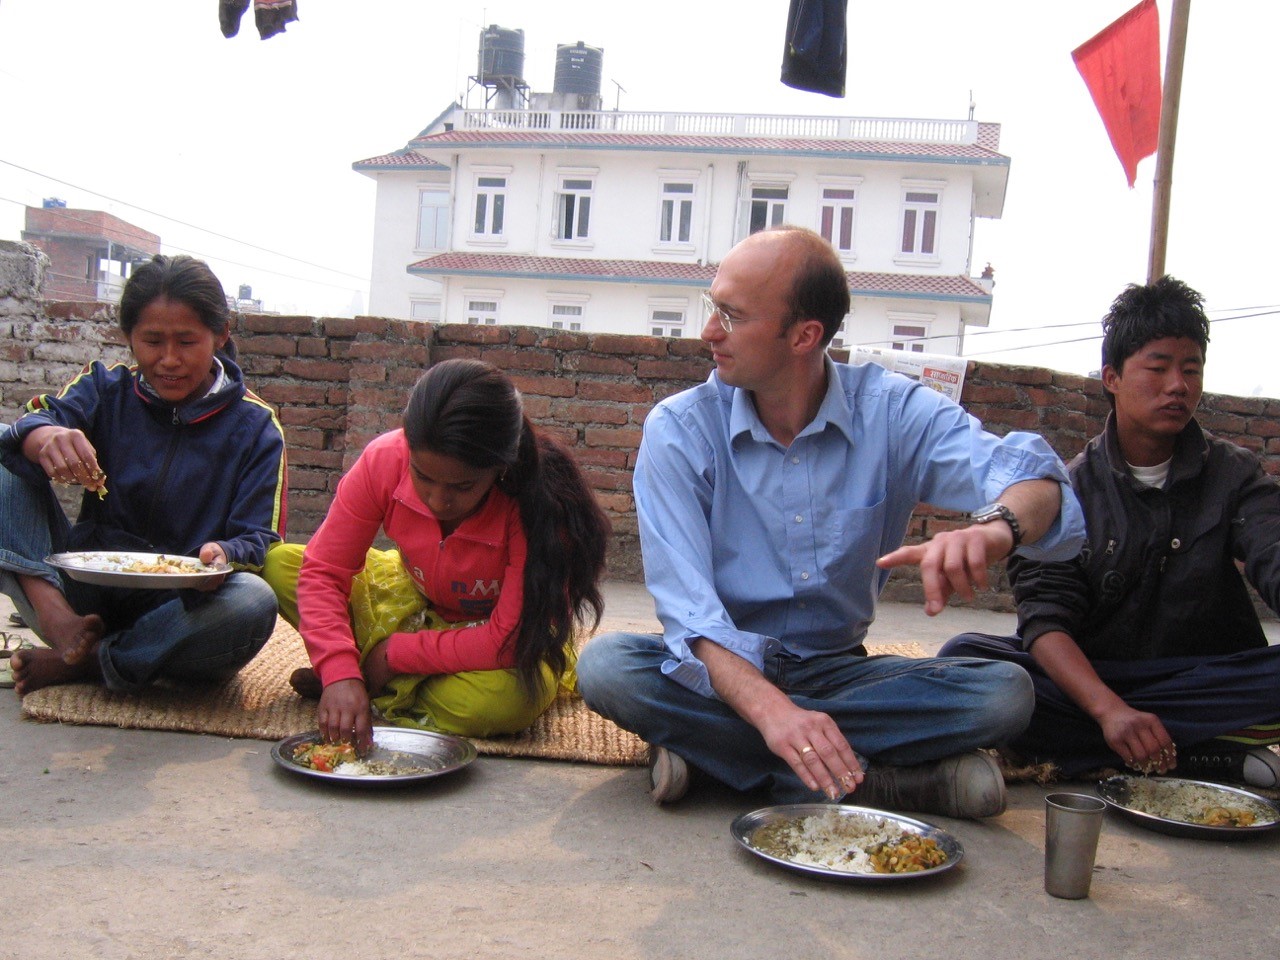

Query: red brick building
(21, 202), (160, 304)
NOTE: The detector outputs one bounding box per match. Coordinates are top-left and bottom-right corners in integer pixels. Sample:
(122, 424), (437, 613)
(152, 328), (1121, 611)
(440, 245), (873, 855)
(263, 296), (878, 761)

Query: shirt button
(794, 515), (804, 523)
(801, 572), (810, 580)
(791, 456), (800, 464)
(1170, 538), (1181, 549)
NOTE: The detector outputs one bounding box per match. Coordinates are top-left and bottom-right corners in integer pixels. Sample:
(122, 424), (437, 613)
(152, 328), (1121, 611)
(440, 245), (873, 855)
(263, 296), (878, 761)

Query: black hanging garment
(780, 0), (849, 98)
(219, 0), (299, 40)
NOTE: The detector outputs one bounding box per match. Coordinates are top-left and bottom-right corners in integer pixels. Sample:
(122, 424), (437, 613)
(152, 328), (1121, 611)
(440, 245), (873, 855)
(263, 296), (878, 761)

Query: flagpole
(1147, 0), (1191, 282)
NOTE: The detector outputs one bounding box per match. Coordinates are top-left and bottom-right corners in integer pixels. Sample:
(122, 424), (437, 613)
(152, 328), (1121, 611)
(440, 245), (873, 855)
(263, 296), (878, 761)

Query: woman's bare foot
(288, 667), (322, 700)
(17, 575), (104, 661)
(42, 611), (106, 665)
(11, 646), (101, 696)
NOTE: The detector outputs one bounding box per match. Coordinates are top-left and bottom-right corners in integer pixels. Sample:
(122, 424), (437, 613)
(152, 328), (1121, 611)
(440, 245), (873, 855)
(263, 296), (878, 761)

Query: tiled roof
(351, 151), (447, 171)
(409, 253), (714, 284)
(407, 130), (1007, 164)
(847, 271), (992, 299)
(407, 253), (992, 300)
(976, 122), (1001, 152)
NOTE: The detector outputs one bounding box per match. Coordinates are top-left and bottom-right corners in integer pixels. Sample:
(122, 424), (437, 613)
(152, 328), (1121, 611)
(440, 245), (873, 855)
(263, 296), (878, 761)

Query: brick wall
(4, 241), (1279, 607)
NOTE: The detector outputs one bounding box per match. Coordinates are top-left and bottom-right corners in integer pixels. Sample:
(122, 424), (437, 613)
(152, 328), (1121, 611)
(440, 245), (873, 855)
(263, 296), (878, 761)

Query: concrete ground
(2, 583), (1278, 960)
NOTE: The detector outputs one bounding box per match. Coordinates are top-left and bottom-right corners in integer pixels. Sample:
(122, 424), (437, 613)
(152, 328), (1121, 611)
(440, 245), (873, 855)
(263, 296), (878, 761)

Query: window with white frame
(409, 299), (442, 322)
(899, 183), (942, 258)
(466, 298), (499, 325)
(416, 188), (449, 250)
(890, 321), (931, 352)
(749, 184), (789, 234)
(549, 303), (584, 331)
(828, 314), (852, 350)
(658, 181), (695, 244)
(554, 175), (594, 241)
(818, 184), (859, 255)
(649, 306), (686, 338)
(473, 175), (507, 237)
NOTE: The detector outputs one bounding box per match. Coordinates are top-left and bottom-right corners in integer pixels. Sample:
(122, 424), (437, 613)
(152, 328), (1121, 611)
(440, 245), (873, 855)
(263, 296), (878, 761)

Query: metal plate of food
(730, 803), (963, 882)
(271, 726), (477, 786)
(1096, 775), (1280, 840)
(45, 551), (226, 589)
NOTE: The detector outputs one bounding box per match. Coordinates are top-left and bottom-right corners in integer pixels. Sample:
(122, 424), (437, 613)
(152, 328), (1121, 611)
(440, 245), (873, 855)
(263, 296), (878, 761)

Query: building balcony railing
(455, 109), (980, 144)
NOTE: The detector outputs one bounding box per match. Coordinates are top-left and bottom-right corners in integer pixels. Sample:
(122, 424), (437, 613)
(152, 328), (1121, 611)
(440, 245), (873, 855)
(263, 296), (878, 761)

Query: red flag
(1072, 0), (1163, 187)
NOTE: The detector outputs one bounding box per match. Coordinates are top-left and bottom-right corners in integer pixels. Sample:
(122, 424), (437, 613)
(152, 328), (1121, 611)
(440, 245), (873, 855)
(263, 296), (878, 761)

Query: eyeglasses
(700, 290), (753, 334)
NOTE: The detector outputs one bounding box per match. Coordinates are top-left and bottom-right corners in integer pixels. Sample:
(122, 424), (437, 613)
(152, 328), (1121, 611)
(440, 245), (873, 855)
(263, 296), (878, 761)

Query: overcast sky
(2, 1), (1276, 396)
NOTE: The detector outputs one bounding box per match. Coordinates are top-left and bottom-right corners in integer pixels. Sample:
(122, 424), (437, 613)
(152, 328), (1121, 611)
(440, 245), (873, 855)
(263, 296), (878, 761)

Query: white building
(354, 101), (1007, 355)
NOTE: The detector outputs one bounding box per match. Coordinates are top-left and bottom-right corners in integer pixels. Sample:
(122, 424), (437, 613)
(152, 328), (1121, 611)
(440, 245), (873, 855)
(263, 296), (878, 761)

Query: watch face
(971, 503), (1020, 546)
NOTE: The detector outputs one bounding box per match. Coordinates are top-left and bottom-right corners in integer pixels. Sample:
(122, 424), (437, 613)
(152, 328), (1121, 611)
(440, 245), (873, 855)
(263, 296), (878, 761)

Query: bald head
(731, 227), (850, 344)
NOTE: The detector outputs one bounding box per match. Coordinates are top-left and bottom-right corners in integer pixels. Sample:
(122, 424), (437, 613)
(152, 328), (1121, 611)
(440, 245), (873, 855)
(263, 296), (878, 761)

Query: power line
(0, 158), (368, 282)
(2, 195), (366, 295)
(1207, 304), (1280, 314)
(957, 307), (1280, 345)
(18, 271), (274, 311)
(858, 307), (1280, 357)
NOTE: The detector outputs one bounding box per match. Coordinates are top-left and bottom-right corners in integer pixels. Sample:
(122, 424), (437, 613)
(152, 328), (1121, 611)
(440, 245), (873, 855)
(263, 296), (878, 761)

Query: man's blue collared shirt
(635, 357), (1086, 699)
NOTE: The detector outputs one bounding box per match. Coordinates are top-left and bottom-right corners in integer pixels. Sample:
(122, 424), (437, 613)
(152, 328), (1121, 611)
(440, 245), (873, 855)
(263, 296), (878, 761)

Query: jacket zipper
(144, 409), (184, 543)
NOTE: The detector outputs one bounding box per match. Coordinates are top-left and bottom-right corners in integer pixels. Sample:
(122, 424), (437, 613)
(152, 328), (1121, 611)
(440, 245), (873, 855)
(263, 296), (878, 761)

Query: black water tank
(554, 41), (603, 96)
(479, 25), (525, 83)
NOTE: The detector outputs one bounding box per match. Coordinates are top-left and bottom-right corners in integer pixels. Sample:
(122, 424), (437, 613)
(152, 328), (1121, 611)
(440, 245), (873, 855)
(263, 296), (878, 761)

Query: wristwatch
(969, 502), (1023, 550)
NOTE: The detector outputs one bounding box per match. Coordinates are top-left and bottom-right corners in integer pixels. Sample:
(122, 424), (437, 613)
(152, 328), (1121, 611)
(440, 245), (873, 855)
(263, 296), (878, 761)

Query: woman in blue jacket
(1, 255), (287, 695)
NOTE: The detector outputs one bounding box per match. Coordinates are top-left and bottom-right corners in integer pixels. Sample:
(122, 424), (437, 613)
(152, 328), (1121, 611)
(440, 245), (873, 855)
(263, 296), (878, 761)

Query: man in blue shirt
(577, 226), (1085, 819)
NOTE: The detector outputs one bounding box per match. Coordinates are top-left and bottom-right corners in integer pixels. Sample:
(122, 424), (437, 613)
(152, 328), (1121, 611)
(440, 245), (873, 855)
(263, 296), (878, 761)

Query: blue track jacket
(0, 358), (287, 569)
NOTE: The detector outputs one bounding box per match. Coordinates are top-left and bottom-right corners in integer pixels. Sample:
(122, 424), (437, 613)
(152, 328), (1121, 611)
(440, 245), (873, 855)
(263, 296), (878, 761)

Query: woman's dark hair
(119, 254), (237, 360)
(403, 358), (611, 696)
(1100, 275), (1209, 405)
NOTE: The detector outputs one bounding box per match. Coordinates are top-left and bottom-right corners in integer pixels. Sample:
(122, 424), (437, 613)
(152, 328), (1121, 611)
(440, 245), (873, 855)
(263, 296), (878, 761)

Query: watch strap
(972, 502), (1022, 549)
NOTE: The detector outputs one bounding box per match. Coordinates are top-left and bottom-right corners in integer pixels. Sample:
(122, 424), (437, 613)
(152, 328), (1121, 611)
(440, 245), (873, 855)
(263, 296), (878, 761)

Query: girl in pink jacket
(266, 359), (610, 745)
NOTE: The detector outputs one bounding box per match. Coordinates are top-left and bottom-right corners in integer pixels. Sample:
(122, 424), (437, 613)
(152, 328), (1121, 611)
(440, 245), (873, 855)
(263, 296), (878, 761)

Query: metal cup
(1044, 792), (1106, 899)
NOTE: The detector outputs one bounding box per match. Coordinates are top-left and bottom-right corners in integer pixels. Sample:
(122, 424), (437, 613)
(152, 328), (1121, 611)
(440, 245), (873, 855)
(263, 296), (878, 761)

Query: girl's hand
(317, 678), (374, 752)
(23, 425), (105, 491)
(193, 543), (229, 592)
(361, 640), (395, 695)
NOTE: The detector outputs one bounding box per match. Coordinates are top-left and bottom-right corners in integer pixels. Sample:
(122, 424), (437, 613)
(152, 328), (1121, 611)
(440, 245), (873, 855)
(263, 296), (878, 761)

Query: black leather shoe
(1178, 747), (1280, 789)
(856, 751), (1007, 819)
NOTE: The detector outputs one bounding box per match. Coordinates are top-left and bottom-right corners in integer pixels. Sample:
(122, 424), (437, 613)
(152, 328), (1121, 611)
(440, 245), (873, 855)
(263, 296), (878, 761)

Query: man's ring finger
(800, 745), (815, 757)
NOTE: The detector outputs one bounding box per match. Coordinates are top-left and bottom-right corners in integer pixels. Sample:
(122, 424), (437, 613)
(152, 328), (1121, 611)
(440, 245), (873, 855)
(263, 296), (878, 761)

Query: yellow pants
(263, 542), (568, 737)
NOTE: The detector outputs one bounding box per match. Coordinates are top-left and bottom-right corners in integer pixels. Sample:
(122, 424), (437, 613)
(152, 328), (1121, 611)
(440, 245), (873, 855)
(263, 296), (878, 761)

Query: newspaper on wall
(850, 347), (969, 403)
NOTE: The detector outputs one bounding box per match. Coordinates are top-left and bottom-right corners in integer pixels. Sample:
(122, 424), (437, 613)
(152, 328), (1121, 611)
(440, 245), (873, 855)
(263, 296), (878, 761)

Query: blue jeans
(941, 632), (1280, 775)
(0, 457), (278, 693)
(576, 631), (1034, 803)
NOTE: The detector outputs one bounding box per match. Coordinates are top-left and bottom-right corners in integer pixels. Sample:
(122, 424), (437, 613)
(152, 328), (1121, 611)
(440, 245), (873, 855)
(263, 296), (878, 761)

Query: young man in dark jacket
(942, 275), (1280, 788)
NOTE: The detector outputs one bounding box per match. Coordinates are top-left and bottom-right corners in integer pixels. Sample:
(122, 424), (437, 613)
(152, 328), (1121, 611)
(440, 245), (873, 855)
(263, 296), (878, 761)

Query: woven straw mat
(20, 619), (928, 767)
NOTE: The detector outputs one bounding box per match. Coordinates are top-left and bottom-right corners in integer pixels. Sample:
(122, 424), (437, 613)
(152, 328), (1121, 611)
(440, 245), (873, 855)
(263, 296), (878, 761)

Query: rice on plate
(749, 807), (948, 874)
(1121, 778), (1276, 827)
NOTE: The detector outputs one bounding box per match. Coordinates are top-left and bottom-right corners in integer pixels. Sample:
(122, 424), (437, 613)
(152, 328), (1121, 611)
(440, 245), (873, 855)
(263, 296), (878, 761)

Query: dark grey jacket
(1010, 414), (1280, 660)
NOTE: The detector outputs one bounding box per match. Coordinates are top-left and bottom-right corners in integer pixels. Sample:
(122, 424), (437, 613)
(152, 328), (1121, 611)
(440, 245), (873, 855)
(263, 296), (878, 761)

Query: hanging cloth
(219, 0), (299, 40)
(780, 0), (849, 98)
